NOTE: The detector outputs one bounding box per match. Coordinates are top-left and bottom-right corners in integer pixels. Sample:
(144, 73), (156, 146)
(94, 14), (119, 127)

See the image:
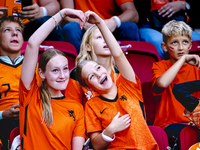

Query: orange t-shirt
(151, 0), (186, 12)
(1, 0), (38, 23)
(65, 67), (122, 106)
(75, 0), (134, 20)
(19, 76), (86, 150)
(85, 76), (157, 150)
(0, 60), (22, 111)
(0, 60), (41, 111)
(152, 60), (200, 129)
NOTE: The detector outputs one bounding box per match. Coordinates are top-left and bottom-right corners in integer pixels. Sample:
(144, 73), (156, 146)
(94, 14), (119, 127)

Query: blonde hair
(0, 16), (24, 33)
(76, 25), (113, 66)
(162, 20), (192, 43)
(76, 25), (117, 83)
(39, 48), (67, 128)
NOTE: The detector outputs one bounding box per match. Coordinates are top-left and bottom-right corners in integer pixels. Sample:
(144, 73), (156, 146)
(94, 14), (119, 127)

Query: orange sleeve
(151, 61), (167, 89)
(65, 79), (83, 104)
(119, 75), (143, 102)
(19, 75), (40, 107)
(72, 103), (86, 138)
(85, 101), (102, 134)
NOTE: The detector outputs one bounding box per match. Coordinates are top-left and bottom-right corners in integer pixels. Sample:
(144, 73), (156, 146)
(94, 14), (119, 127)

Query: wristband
(41, 7), (47, 17)
(0, 111), (3, 120)
(102, 130), (115, 142)
(59, 11), (64, 20)
(112, 16), (121, 28)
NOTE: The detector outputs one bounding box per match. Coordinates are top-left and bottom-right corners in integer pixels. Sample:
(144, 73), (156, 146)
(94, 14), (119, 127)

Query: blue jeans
(63, 22), (140, 54)
(139, 25), (200, 60)
(24, 16), (65, 41)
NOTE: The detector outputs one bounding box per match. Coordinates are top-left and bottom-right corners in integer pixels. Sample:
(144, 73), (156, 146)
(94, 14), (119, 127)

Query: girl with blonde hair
(76, 11), (158, 150)
(65, 20), (145, 110)
(65, 22), (121, 106)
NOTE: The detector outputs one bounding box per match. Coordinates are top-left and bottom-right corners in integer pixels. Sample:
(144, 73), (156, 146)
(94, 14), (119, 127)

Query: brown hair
(0, 16), (24, 33)
(39, 48), (66, 127)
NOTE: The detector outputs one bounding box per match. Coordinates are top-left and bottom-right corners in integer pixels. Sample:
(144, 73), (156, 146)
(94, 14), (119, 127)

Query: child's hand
(185, 54), (200, 70)
(107, 112), (131, 134)
(85, 11), (103, 25)
(63, 9), (86, 29)
(2, 104), (20, 120)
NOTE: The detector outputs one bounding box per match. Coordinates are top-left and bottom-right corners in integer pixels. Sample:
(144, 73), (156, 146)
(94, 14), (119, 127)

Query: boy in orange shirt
(0, 16), (24, 150)
(152, 20), (200, 149)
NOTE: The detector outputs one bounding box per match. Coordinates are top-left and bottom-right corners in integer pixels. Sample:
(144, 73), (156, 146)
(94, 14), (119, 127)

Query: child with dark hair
(0, 16), (24, 150)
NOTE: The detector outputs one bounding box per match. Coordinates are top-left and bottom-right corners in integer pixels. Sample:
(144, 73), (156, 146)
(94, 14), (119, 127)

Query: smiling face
(0, 21), (23, 56)
(162, 35), (192, 63)
(40, 55), (69, 96)
(88, 28), (111, 57)
(81, 61), (113, 93)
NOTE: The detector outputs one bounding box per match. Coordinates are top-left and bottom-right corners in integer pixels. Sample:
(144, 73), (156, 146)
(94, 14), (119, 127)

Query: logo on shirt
(120, 95), (127, 101)
(100, 108), (107, 114)
(85, 91), (93, 100)
(67, 110), (76, 121)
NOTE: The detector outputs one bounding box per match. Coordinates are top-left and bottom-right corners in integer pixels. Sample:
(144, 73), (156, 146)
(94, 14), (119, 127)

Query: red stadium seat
(119, 41), (161, 84)
(179, 126), (199, 150)
(21, 41), (77, 71)
(189, 40), (200, 56)
(9, 127), (20, 148)
(142, 81), (159, 125)
(148, 126), (169, 150)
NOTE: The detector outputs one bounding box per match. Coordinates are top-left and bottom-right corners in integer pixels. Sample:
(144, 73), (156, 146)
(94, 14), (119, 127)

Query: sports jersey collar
(0, 55), (24, 66)
(99, 92), (118, 102)
(51, 95), (66, 100)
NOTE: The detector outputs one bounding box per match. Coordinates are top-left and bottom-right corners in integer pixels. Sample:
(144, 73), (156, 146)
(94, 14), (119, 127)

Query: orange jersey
(65, 67), (123, 106)
(75, 0), (134, 20)
(151, 0), (186, 12)
(0, 60), (41, 111)
(19, 76), (86, 150)
(152, 60), (200, 129)
(0, 60), (22, 111)
(85, 76), (157, 150)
